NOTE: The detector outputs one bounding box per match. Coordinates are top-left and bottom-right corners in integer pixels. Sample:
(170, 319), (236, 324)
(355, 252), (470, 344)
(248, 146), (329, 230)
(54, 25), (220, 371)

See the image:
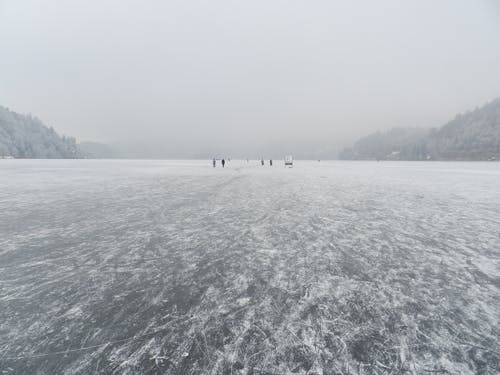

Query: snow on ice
(0, 159), (499, 374)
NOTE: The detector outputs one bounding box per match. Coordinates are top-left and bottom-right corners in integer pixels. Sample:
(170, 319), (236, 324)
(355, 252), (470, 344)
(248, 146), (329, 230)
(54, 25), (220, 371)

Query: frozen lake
(1, 160), (499, 374)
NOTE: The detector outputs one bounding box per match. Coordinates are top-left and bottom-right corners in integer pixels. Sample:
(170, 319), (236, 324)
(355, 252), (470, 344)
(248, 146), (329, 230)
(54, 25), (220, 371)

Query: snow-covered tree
(0, 106), (82, 158)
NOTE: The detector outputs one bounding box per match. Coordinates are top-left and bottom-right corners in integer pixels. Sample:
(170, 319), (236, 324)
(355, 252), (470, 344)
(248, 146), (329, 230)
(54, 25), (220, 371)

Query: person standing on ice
(212, 158), (216, 168)
(221, 159), (226, 168)
(261, 158), (264, 166)
(270, 159), (273, 166)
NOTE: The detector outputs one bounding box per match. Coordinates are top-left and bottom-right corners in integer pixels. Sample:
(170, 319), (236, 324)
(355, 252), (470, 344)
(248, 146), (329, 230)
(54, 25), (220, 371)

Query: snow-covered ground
(0, 159), (499, 374)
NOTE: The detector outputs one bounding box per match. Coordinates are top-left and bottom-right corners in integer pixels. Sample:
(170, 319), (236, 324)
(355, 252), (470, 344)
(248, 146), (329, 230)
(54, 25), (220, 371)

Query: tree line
(0, 106), (82, 158)
(340, 98), (500, 161)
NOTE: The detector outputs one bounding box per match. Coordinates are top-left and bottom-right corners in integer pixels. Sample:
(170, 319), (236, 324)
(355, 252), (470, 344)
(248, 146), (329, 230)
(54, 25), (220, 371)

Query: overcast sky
(1, 0), (500, 157)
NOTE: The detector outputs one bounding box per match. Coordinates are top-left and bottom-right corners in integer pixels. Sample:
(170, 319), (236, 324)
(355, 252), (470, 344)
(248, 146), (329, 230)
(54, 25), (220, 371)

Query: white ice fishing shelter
(284, 155), (293, 167)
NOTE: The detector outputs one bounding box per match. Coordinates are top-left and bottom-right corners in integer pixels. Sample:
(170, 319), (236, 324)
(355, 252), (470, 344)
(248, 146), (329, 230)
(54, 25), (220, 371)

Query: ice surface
(0, 159), (499, 374)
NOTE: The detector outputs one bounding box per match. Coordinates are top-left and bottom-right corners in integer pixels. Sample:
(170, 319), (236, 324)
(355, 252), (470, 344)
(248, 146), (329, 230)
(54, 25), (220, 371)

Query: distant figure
(222, 159), (226, 168)
(261, 159), (264, 166)
(270, 159), (273, 166)
(212, 158), (216, 168)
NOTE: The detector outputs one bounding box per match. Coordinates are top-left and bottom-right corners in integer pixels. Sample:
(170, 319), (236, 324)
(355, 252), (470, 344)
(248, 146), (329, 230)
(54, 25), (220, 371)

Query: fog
(1, 0), (500, 158)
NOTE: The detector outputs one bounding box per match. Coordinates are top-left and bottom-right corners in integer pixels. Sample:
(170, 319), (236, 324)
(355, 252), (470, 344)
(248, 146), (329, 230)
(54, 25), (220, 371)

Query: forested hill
(0, 106), (82, 158)
(340, 98), (500, 161)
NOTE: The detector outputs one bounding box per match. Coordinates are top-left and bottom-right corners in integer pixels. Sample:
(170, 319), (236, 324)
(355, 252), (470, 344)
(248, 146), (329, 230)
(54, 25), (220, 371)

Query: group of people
(212, 158), (226, 167)
(212, 158), (273, 167)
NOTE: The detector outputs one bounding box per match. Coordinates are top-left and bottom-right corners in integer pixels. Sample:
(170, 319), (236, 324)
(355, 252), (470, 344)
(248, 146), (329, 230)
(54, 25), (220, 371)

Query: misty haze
(1, 1), (500, 374)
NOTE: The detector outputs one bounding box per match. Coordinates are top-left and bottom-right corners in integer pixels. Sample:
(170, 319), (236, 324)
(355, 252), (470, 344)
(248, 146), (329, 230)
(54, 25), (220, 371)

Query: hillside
(0, 106), (82, 159)
(340, 98), (500, 161)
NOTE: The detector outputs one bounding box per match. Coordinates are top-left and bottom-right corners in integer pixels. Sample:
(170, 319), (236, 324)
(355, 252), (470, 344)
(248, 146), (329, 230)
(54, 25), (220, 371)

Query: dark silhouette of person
(222, 159), (225, 168)
(270, 159), (273, 166)
(212, 158), (216, 167)
(261, 159), (264, 166)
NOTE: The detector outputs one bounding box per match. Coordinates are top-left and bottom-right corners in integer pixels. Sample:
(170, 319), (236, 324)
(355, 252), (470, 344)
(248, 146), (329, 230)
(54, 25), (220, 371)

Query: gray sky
(1, 0), (500, 157)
